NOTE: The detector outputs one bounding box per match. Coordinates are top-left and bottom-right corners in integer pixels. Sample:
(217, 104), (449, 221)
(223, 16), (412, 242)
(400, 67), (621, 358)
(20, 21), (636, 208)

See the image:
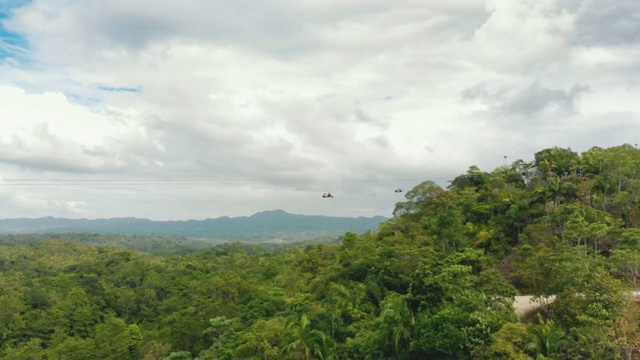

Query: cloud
(2, 0), (309, 64)
(571, 0), (640, 46)
(0, 85), (152, 173)
(0, 0), (637, 220)
(462, 81), (591, 116)
(501, 82), (590, 115)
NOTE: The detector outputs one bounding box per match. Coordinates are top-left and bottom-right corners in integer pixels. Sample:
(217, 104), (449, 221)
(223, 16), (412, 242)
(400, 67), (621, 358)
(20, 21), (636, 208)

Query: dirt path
(513, 292), (640, 318)
(513, 295), (556, 318)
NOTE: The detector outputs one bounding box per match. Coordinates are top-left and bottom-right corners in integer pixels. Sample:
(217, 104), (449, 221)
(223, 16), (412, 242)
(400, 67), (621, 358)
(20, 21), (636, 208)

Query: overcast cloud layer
(0, 0), (638, 220)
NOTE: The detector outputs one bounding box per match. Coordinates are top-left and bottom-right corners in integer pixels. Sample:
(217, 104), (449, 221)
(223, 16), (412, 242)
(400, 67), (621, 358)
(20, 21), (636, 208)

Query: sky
(0, 0), (638, 220)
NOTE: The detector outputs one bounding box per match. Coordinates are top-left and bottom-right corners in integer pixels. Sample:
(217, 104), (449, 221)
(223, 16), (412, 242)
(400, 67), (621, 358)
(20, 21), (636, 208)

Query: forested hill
(0, 209), (387, 242)
(1, 144), (640, 359)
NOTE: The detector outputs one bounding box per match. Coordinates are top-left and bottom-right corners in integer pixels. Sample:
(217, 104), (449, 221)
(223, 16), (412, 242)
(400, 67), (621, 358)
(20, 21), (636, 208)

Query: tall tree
(282, 314), (332, 360)
(524, 315), (571, 359)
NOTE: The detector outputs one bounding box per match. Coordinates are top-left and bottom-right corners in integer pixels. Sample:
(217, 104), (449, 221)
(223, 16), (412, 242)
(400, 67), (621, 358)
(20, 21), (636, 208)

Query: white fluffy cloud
(0, 85), (150, 172)
(0, 0), (638, 220)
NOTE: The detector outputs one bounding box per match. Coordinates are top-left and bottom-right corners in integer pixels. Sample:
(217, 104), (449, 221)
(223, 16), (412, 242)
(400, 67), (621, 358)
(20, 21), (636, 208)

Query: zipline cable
(0, 177), (452, 186)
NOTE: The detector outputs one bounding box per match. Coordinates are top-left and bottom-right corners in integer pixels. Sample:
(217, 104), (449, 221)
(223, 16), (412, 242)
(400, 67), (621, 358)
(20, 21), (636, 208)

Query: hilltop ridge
(0, 210), (388, 242)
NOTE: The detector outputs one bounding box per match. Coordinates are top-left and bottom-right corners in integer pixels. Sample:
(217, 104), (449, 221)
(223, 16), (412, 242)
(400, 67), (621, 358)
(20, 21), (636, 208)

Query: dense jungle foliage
(0, 233), (226, 256)
(1, 144), (640, 359)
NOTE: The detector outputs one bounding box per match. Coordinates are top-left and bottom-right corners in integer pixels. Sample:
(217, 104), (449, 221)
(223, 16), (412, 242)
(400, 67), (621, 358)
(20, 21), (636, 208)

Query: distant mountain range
(0, 210), (388, 242)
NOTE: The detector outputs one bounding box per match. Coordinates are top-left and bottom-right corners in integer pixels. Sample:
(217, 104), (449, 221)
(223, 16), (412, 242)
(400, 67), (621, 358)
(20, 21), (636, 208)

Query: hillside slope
(0, 209), (388, 242)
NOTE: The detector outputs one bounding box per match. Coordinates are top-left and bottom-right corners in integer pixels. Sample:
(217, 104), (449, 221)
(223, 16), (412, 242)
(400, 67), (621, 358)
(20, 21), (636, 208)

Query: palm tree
(282, 314), (333, 360)
(380, 293), (414, 356)
(525, 314), (571, 359)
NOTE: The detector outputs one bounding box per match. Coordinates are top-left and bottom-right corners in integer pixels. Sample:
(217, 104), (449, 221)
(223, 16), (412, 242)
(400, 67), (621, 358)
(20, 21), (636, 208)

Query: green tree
(282, 314), (332, 360)
(476, 322), (530, 360)
(534, 147), (579, 179)
(379, 292), (414, 357)
(610, 249), (640, 289)
(393, 180), (444, 217)
(93, 315), (141, 360)
(525, 315), (570, 359)
(200, 316), (240, 358)
(222, 318), (286, 360)
(1, 338), (46, 360)
(46, 336), (97, 360)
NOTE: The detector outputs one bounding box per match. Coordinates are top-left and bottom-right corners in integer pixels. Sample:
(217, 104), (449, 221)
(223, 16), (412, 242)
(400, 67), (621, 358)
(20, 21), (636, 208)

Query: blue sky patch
(0, 29), (29, 59)
(0, 0), (31, 60)
(66, 93), (103, 107)
(99, 85), (143, 93)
